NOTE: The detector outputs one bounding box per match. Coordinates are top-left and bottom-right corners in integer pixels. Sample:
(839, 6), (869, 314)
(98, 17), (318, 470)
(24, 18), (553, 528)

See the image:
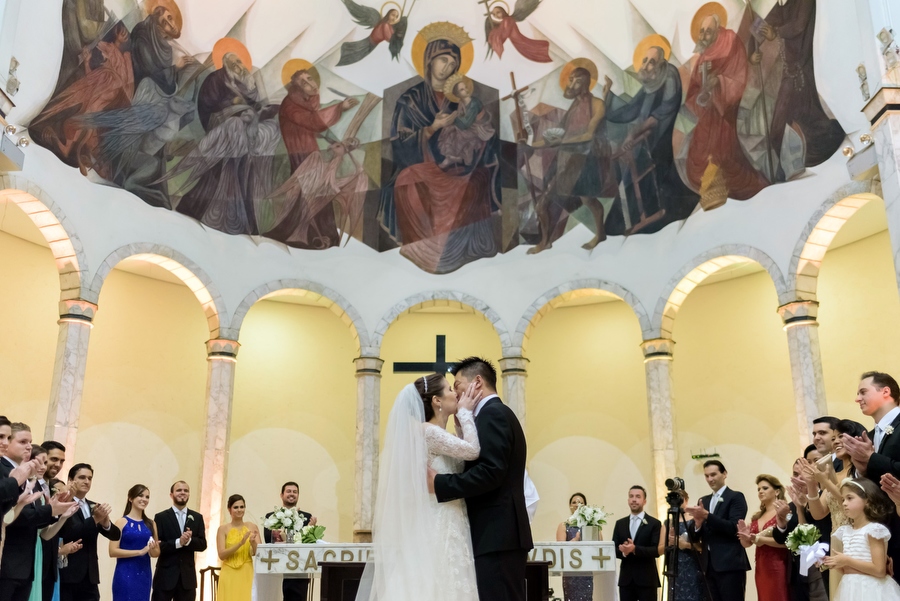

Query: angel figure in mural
(483, 0), (551, 63)
(163, 40), (282, 235)
(337, 0), (411, 66)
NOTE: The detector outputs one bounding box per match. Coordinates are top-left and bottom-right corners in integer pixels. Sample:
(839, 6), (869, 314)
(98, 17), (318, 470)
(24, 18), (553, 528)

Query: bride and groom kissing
(356, 356), (534, 601)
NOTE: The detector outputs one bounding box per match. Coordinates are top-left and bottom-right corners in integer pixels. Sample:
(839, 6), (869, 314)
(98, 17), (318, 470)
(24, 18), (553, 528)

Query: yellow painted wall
(0, 231), (58, 430)
(818, 230), (900, 417)
(379, 309), (503, 437)
(525, 300), (652, 543)
(229, 300), (358, 543)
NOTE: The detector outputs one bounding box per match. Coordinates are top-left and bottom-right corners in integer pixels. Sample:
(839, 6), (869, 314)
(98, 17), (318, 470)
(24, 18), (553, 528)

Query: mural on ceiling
(31, 0), (845, 273)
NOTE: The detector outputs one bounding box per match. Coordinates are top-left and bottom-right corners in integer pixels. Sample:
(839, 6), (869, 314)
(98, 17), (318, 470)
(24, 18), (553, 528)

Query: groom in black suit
(687, 460), (750, 601)
(151, 481), (207, 601)
(429, 357), (534, 601)
(612, 485), (662, 601)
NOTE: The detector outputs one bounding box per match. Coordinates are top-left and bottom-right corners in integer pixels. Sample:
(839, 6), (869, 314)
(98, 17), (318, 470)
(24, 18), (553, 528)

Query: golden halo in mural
(144, 0), (183, 32)
(212, 38), (252, 71)
(281, 59), (320, 87)
(443, 73), (473, 103)
(411, 22), (474, 78)
(691, 2), (728, 43)
(381, 1), (402, 17)
(559, 58), (598, 91)
(632, 34), (672, 71)
(488, 1), (511, 18)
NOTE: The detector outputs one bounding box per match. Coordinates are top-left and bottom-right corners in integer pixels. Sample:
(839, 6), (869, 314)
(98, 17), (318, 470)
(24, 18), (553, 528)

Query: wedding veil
(355, 384), (443, 601)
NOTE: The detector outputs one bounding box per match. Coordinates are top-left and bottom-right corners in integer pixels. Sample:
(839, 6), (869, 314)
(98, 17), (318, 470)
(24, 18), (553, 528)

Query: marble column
(354, 356), (383, 543)
(45, 300), (97, 463)
(867, 91), (900, 294)
(499, 354), (529, 426)
(777, 301), (827, 449)
(640, 338), (678, 519)
(198, 338), (239, 564)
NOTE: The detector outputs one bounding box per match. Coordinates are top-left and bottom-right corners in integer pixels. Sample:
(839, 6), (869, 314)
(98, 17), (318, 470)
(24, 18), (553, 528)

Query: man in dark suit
(152, 481), (207, 601)
(688, 460), (750, 601)
(0, 423), (76, 601)
(38, 440), (67, 601)
(612, 485), (662, 601)
(842, 370), (900, 584)
(771, 458), (828, 601)
(263, 482), (315, 601)
(429, 357), (534, 601)
(58, 463), (121, 601)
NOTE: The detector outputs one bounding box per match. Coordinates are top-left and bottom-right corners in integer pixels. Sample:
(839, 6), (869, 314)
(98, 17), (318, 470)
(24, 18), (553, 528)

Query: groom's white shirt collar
(474, 394), (499, 416)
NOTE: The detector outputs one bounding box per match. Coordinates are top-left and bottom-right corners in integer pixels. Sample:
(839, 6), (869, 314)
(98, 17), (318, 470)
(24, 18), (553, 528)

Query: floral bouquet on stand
(785, 524), (828, 575)
(263, 508), (307, 543)
(300, 524), (327, 544)
(566, 505), (611, 542)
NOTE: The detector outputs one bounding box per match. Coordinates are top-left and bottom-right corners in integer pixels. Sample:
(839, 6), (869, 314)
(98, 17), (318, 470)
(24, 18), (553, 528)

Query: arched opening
(78, 253), (214, 597)
(228, 288), (362, 542)
(814, 195), (900, 417)
(520, 287), (651, 580)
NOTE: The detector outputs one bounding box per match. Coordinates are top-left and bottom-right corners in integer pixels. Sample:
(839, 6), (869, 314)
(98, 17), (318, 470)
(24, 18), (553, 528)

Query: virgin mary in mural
(379, 22), (500, 274)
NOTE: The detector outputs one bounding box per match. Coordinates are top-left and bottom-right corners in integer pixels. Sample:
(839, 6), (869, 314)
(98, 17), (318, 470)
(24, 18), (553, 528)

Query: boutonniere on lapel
(187, 514), (195, 522)
(885, 426), (895, 436)
(641, 518), (648, 526)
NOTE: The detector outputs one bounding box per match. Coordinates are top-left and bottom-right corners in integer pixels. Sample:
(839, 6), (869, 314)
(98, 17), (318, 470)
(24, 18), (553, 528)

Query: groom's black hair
(451, 356), (497, 391)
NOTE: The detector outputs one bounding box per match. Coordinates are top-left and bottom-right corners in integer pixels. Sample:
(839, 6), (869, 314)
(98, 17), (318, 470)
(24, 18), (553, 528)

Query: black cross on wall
(393, 335), (456, 374)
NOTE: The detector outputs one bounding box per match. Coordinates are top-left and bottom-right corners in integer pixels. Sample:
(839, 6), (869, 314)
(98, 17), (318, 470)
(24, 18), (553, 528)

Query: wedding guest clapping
(737, 475), (789, 601)
(658, 490), (704, 601)
(216, 495), (259, 601)
(151, 481), (207, 601)
(556, 493), (592, 601)
(612, 485), (662, 601)
(263, 482), (313, 601)
(110, 485), (159, 601)
(802, 420), (865, 533)
(842, 371), (900, 481)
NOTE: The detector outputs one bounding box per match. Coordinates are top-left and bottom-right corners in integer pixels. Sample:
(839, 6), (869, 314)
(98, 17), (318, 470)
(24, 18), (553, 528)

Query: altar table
(254, 542), (618, 600)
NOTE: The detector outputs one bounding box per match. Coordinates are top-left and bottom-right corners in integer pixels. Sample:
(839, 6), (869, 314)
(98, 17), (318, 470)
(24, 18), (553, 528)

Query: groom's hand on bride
(427, 467), (437, 494)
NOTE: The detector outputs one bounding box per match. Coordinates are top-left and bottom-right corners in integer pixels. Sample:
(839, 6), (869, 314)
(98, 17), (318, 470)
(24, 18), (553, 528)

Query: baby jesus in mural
(437, 74), (496, 170)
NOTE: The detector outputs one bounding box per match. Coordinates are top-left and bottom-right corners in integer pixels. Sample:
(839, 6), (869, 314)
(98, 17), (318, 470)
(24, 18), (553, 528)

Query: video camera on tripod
(662, 476), (712, 601)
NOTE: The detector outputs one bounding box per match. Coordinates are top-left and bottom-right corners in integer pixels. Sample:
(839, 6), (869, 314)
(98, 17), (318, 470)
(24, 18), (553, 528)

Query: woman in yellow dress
(217, 494), (260, 601)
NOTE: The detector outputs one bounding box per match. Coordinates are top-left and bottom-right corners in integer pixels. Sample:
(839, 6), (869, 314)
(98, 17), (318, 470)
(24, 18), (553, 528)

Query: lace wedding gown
(424, 407), (481, 600)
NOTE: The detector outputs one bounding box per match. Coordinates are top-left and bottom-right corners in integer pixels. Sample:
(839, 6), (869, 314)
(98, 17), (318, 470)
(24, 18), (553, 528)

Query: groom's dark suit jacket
(434, 396), (534, 556)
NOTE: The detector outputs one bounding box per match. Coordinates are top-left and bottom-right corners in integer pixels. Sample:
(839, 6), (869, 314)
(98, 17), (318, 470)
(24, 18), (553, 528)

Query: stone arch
(650, 245), (789, 340)
(511, 279), (652, 354)
(0, 174), (88, 302)
(86, 244), (226, 338)
(788, 178), (883, 301)
(227, 279), (371, 354)
(372, 291), (512, 354)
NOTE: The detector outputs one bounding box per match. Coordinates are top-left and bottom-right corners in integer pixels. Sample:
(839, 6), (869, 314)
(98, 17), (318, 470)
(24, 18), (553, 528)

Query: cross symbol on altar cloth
(392, 335), (456, 374)
(260, 550), (280, 571)
(593, 549), (612, 568)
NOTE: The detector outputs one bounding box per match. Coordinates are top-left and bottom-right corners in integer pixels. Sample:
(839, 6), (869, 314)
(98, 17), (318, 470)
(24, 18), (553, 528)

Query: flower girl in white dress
(823, 478), (900, 600)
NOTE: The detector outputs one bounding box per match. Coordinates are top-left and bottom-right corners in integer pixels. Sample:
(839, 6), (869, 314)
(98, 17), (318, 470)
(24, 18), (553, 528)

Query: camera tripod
(662, 491), (715, 601)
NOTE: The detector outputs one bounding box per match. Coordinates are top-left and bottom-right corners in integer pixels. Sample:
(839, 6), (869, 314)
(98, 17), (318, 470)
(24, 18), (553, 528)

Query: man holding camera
(688, 460), (750, 601)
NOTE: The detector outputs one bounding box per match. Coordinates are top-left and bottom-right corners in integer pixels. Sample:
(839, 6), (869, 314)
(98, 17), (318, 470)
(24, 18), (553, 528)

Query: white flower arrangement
(566, 505), (611, 528)
(264, 507), (307, 534)
(886, 425), (895, 436)
(785, 524), (822, 555)
(300, 524), (327, 543)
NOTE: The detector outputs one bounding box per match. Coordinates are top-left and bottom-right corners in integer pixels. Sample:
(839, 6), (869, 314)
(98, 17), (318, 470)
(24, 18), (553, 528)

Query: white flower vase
(286, 529), (295, 544)
(581, 526), (601, 541)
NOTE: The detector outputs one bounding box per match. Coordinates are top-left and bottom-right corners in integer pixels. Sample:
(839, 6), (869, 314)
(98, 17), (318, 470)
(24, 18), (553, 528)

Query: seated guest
(612, 485), (662, 601)
(658, 490), (706, 601)
(216, 495), (259, 601)
(556, 492), (593, 601)
(58, 463), (121, 601)
(687, 460), (751, 601)
(264, 482), (314, 601)
(110, 485), (160, 601)
(738, 475), (789, 601)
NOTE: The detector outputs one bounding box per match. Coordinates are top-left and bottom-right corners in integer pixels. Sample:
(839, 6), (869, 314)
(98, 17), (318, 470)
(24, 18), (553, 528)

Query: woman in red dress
(741, 474), (790, 601)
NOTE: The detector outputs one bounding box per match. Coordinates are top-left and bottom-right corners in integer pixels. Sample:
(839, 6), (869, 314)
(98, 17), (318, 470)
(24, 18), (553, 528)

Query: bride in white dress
(356, 374), (481, 601)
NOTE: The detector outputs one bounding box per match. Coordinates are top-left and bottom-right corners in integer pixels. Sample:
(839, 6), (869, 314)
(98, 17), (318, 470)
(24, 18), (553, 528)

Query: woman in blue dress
(661, 490), (706, 601)
(110, 485), (160, 601)
(555, 492), (594, 601)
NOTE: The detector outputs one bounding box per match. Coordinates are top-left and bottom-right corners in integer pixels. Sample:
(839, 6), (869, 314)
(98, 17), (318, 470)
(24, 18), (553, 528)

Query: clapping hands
(180, 528), (193, 547)
(617, 538), (636, 556)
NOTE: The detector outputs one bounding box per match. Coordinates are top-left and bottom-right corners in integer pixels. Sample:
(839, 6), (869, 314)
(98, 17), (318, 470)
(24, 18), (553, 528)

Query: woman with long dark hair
(110, 484), (159, 601)
(216, 494), (259, 601)
(556, 492), (594, 600)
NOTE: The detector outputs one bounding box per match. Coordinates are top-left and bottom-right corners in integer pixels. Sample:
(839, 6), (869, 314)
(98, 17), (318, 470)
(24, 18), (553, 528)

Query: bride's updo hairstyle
(415, 373), (446, 421)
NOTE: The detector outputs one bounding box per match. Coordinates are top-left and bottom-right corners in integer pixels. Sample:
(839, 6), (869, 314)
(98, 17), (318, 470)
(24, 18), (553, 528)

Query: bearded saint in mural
(685, 5), (769, 200)
(380, 22), (500, 274)
(167, 44), (280, 235)
(484, 0), (551, 63)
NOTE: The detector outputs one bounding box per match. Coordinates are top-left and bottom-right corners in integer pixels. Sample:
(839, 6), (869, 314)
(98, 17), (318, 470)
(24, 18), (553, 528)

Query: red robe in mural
(488, 17), (552, 63)
(685, 27), (768, 200)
